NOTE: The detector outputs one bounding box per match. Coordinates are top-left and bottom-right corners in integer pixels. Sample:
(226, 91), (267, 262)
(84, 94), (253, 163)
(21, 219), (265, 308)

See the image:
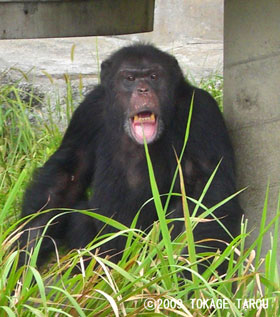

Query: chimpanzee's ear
(100, 60), (112, 84)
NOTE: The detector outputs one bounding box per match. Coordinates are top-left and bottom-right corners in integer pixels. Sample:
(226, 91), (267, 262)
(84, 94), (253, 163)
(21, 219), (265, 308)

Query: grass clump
(0, 73), (279, 316)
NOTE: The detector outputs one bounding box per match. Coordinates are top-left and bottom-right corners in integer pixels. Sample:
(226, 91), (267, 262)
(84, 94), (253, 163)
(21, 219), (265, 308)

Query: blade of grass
(143, 133), (178, 288)
(47, 286), (86, 317)
(0, 168), (27, 223)
(29, 267), (47, 314)
(267, 192), (279, 294)
(255, 183), (270, 267)
(0, 307), (16, 317)
(175, 150), (199, 286)
(163, 92), (194, 215)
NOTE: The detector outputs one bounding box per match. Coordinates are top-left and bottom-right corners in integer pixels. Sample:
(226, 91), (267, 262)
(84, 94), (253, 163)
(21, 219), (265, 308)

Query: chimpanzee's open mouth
(130, 111), (158, 144)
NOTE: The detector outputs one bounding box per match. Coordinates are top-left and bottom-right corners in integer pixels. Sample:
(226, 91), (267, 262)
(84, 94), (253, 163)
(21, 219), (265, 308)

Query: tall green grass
(0, 75), (279, 316)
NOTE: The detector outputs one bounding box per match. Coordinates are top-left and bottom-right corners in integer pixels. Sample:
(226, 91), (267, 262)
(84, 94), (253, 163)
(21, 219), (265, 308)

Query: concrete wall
(121, 0), (223, 43)
(0, 0), (223, 97)
(224, 1), (280, 265)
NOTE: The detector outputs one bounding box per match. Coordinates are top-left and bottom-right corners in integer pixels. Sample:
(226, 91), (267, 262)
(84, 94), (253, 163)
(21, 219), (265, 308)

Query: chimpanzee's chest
(89, 140), (174, 224)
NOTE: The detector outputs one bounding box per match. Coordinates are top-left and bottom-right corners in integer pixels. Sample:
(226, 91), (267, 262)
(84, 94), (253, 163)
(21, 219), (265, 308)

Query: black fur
(19, 44), (242, 270)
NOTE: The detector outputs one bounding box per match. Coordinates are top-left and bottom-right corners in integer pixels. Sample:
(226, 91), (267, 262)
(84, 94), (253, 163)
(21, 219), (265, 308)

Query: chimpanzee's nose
(137, 86), (149, 93)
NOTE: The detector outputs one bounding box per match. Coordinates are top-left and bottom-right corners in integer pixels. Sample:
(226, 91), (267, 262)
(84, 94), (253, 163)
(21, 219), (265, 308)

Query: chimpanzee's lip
(129, 111), (158, 144)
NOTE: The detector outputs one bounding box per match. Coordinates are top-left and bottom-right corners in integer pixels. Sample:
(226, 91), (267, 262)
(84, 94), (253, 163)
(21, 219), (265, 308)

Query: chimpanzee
(19, 44), (242, 270)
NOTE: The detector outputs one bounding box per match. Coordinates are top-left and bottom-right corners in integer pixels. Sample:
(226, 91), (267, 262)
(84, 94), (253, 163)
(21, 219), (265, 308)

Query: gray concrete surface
(0, 0), (223, 98)
(224, 1), (280, 266)
(0, 0), (154, 39)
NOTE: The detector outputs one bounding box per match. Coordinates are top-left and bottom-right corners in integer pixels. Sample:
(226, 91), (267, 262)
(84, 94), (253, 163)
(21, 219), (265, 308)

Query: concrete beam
(0, 0), (155, 39)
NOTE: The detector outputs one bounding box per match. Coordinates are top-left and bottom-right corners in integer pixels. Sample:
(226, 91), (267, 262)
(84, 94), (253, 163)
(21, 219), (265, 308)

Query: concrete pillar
(224, 0), (280, 265)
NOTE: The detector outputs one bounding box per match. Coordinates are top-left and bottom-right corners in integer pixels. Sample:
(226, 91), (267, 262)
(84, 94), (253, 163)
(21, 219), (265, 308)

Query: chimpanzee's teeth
(133, 113), (155, 123)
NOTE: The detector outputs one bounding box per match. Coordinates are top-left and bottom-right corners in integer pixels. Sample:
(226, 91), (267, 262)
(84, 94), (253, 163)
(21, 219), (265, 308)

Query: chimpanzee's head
(101, 44), (185, 145)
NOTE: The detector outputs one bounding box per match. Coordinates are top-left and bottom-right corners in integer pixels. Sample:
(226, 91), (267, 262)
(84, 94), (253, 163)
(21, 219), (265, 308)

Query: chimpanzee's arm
(22, 87), (104, 216)
(18, 87), (104, 261)
(182, 89), (242, 268)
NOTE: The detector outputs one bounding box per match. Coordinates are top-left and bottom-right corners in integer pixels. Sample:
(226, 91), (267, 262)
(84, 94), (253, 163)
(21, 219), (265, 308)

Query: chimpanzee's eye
(126, 75), (135, 81)
(150, 73), (157, 80)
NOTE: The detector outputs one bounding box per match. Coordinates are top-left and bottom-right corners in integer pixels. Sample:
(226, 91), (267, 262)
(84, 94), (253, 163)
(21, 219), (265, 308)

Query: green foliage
(199, 74), (223, 111)
(0, 74), (279, 316)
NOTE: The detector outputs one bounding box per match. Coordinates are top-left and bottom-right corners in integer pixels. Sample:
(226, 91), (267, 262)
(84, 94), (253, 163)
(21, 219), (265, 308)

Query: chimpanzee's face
(113, 59), (171, 144)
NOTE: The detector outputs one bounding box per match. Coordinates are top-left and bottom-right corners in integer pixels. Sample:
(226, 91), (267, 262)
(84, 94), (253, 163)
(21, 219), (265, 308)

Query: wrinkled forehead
(118, 57), (164, 72)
